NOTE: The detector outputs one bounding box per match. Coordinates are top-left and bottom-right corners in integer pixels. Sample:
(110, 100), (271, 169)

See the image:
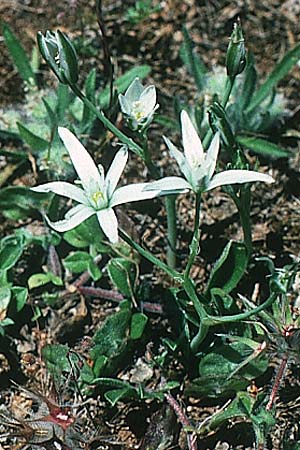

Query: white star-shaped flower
(32, 128), (161, 243)
(144, 110), (274, 195)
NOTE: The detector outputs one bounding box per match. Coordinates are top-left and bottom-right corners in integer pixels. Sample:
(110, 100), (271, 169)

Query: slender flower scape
(119, 77), (159, 131)
(144, 110), (274, 195)
(31, 128), (161, 243)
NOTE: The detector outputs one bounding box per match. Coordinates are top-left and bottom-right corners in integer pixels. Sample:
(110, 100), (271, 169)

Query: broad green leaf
(0, 235), (24, 271)
(237, 135), (290, 159)
(90, 307), (132, 377)
(130, 313), (148, 340)
(246, 44), (300, 113)
(107, 257), (136, 298)
(0, 318), (14, 335)
(0, 186), (50, 220)
(0, 287), (11, 311)
(28, 272), (63, 289)
(105, 387), (136, 406)
(17, 122), (49, 152)
(63, 216), (107, 250)
(42, 344), (73, 383)
(199, 342), (268, 381)
(2, 22), (37, 86)
(63, 251), (92, 273)
(180, 26), (207, 92)
(207, 392), (256, 430)
(205, 241), (248, 298)
(11, 287), (28, 312)
(63, 251), (101, 281)
(91, 307), (131, 357)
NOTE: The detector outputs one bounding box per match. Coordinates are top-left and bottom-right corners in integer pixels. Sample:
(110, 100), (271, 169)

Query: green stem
(69, 83), (144, 157)
(184, 193), (201, 283)
(119, 229), (208, 338)
(165, 195), (177, 269)
(119, 229), (183, 283)
(140, 132), (159, 179)
(221, 76), (235, 108)
(205, 293), (276, 325)
(238, 199), (252, 258)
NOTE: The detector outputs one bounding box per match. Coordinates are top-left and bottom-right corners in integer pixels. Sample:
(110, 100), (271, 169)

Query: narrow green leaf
(17, 122), (49, 152)
(56, 83), (71, 122)
(82, 68), (97, 125)
(2, 22), (37, 86)
(237, 135), (290, 158)
(42, 98), (58, 128)
(180, 26), (207, 92)
(246, 44), (300, 113)
(240, 52), (257, 110)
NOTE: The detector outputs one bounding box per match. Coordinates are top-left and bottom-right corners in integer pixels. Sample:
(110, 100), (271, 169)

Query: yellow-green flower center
(132, 101), (145, 121)
(91, 190), (104, 204)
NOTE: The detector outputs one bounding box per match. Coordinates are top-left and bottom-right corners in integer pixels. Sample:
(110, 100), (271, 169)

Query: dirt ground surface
(1, 1), (300, 449)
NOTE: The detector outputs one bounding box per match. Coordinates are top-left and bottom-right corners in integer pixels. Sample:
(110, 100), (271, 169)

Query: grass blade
(2, 22), (37, 86)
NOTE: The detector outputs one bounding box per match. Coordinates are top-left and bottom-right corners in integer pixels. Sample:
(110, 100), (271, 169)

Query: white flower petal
(163, 136), (185, 167)
(142, 177), (191, 195)
(206, 169), (275, 191)
(97, 208), (119, 243)
(45, 204), (95, 232)
(111, 183), (162, 207)
(105, 146), (128, 199)
(205, 133), (220, 181)
(118, 94), (131, 115)
(181, 110), (204, 168)
(58, 127), (101, 193)
(31, 181), (88, 204)
(140, 85), (157, 116)
(124, 77), (144, 103)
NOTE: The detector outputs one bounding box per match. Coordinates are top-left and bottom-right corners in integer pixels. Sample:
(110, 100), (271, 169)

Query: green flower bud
(226, 20), (246, 78)
(37, 30), (78, 84)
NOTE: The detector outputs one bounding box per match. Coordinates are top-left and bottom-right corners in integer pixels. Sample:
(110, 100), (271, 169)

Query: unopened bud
(226, 20), (246, 78)
(37, 30), (78, 84)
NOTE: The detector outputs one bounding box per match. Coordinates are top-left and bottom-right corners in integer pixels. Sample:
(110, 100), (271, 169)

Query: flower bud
(37, 30), (78, 84)
(226, 20), (246, 79)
